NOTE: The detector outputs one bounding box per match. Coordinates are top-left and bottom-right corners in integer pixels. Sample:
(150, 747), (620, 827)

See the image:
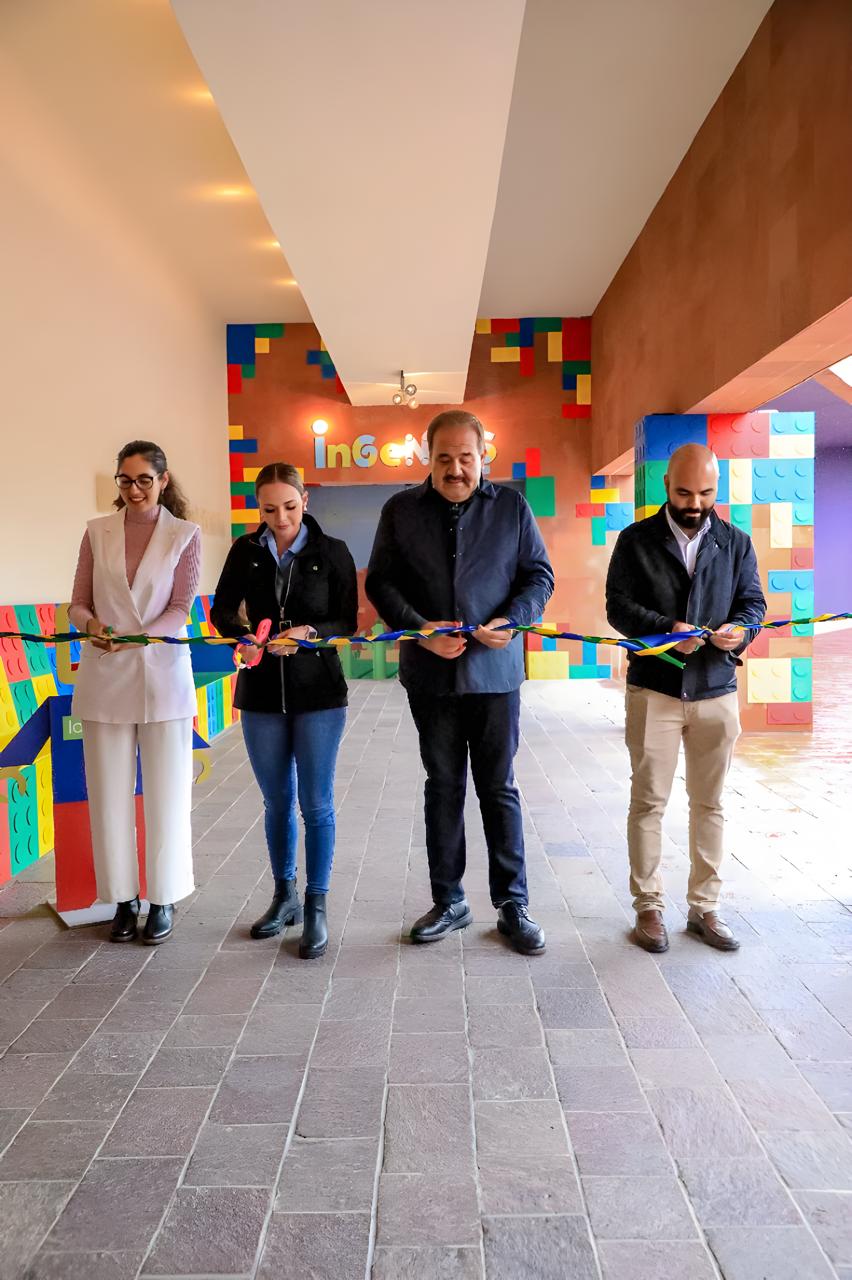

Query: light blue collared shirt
(260, 522), (308, 604)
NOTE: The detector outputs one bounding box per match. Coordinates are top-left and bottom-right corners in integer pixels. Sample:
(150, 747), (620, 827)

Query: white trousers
(81, 718), (195, 906)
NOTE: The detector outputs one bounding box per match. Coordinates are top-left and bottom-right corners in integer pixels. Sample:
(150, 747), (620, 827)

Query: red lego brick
(227, 364), (242, 395)
(524, 631), (544, 651)
(335, 374), (346, 396)
(791, 547), (814, 570)
(746, 629), (770, 658)
(232, 494), (247, 509)
(519, 347), (535, 377)
(36, 604), (56, 635)
(0, 802), (10, 888)
(525, 448), (541, 478)
(54, 798), (147, 913)
(490, 318), (520, 334)
(562, 317), (591, 359)
(766, 702), (812, 727)
(715, 504), (730, 522)
(575, 504), (605, 518)
(229, 455), (245, 482)
(562, 404), (592, 419)
(707, 413), (770, 459)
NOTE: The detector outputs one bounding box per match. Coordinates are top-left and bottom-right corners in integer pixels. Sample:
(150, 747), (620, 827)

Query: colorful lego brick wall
(634, 412), (815, 730)
(0, 595), (238, 889)
(225, 317), (619, 681)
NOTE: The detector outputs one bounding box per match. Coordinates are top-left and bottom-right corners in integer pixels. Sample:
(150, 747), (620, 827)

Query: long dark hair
(113, 440), (190, 520)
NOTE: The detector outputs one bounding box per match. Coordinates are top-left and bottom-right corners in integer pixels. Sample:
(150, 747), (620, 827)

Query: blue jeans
(241, 707), (346, 895)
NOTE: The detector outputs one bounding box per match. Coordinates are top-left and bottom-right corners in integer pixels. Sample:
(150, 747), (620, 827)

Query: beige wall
(0, 52), (231, 605)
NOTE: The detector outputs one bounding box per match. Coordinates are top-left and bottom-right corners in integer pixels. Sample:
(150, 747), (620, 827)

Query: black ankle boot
(250, 878), (303, 940)
(110, 897), (140, 943)
(143, 903), (174, 945)
(299, 893), (328, 959)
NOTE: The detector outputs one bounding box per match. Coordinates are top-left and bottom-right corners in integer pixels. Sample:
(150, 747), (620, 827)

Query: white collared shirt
(665, 507), (710, 578)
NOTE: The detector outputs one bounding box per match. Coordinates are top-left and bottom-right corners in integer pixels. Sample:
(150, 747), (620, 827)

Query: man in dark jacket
(606, 444), (765, 954)
(366, 410), (554, 953)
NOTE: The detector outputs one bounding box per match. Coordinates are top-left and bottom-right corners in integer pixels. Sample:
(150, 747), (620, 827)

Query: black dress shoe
(251, 878), (303, 940)
(410, 900), (472, 943)
(299, 893), (328, 959)
(110, 897), (140, 943)
(497, 902), (546, 954)
(143, 904), (174, 945)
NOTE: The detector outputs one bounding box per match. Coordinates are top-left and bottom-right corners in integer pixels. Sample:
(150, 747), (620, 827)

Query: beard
(667, 501), (712, 531)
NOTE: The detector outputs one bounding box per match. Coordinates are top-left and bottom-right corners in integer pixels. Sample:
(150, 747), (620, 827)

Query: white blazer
(72, 507), (200, 724)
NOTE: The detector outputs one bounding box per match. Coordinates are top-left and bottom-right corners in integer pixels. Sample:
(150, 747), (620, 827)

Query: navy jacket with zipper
(365, 477), (554, 695)
(210, 513), (357, 714)
(605, 506), (766, 702)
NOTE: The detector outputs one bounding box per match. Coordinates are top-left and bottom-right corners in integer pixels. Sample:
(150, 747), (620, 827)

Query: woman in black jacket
(211, 463), (357, 957)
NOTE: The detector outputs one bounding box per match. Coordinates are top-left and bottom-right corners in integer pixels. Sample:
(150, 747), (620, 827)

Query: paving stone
(797, 1190), (852, 1269)
(185, 1121), (288, 1187)
(706, 1225), (836, 1279)
(475, 1099), (567, 1160)
(393, 996), (466, 1034)
(3, 968), (76, 999)
(295, 1066), (385, 1139)
(98, 999), (182, 1034)
(384, 1085), (474, 1176)
(464, 974), (534, 1005)
(763, 1129), (852, 1190)
(0, 1120), (108, 1180)
(583, 1174), (697, 1240)
(760, 1003), (852, 1062)
(162, 1013), (246, 1047)
(323, 977), (396, 1020)
(679, 1157), (800, 1227)
(396, 965), (465, 1000)
(467, 1003), (543, 1048)
(616, 1016), (702, 1049)
(6, 1017), (99, 1056)
(211, 1055), (305, 1124)
(372, 1246), (484, 1279)
(0, 1180), (74, 1269)
(731, 1076), (837, 1131)
(24, 1248), (144, 1280)
(0, 1108), (28, 1154)
(377, 1174), (480, 1246)
(310, 1014), (391, 1070)
(627, 1045), (723, 1089)
(331, 945), (400, 977)
(140, 1044), (231, 1087)
(547, 1029), (646, 1112)
(183, 974), (264, 1016)
(536, 987), (614, 1029)
(388, 1032), (470, 1084)
(258, 1212), (371, 1280)
(597, 1240), (717, 1279)
(236, 1002), (320, 1056)
(472, 1045), (554, 1100)
(0, 1052), (74, 1107)
(69, 1032), (163, 1076)
(701, 1033), (800, 1081)
(647, 1087), (760, 1159)
(34, 1073), (137, 1124)
(46, 1158), (182, 1250)
(565, 1112), (671, 1176)
(478, 1155), (583, 1216)
(276, 1137), (378, 1211)
(102, 1085), (214, 1157)
(46, 984), (127, 1020)
(482, 1214), (598, 1280)
(144, 1185), (269, 1275)
(800, 1063), (852, 1112)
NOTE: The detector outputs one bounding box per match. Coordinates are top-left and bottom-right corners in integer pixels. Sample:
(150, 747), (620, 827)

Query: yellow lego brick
(747, 658), (792, 704)
(635, 505), (657, 521)
(254, 337), (270, 355)
(36, 748), (53, 855)
(230, 510), (260, 524)
(228, 425), (244, 440)
(491, 347), (521, 363)
(547, 331), (562, 362)
(32, 674), (57, 707)
(0, 668), (19, 748)
(527, 652), (571, 680)
(770, 502), (793, 549)
(475, 318), (492, 335)
(769, 433), (814, 460)
(729, 460), (752, 504)
(589, 488), (619, 504)
(244, 467), (260, 482)
(199, 622), (212, 637)
(576, 374), (592, 405)
(195, 694), (208, 742)
(222, 676), (233, 725)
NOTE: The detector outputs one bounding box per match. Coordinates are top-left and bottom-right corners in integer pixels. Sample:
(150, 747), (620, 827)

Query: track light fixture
(392, 371), (418, 409)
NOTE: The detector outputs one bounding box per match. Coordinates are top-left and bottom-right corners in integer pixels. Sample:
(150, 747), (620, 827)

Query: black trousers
(407, 690), (528, 908)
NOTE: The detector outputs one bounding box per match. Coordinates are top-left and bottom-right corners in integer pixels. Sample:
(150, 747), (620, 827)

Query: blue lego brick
(770, 411), (815, 436)
(306, 350), (321, 364)
(244, 496), (259, 509)
(562, 372), (577, 392)
(581, 642), (597, 664)
(730, 505), (752, 534)
(716, 458), (730, 505)
(229, 440), (258, 454)
(751, 460), (813, 505)
(605, 503), (633, 531)
(793, 501), (814, 526)
(542, 637), (557, 652)
(321, 363), (337, 379)
(226, 324), (256, 366)
(512, 462), (526, 479)
(47, 650), (74, 696)
(635, 415), (708, 464)
(768, 571), (814, 594)
(569, 664), (611, 679)
(791, 658), (812, 701)
(518, 318), (535, 348)
(590, 476), (606, 490)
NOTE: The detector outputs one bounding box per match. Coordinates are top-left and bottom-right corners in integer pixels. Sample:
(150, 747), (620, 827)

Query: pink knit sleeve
(68, 532), (95, 634)
(145, 528), (203, 637)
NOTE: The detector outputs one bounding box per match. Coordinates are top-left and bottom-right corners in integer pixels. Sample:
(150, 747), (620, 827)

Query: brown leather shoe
(686, 907), (740, 951)
(634, 909), (669, 953)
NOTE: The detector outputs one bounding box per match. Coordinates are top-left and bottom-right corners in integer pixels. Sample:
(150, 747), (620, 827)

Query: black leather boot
(497, 902), (546, 954)
(250, 878), (303, 940)
(143, 903), (174, 945)
(110, 897), (140, 943)
(299, 893), (328, 959)
(410, 900), (472, 943)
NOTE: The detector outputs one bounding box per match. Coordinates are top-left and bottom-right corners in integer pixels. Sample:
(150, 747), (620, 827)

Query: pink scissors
(235, 618), (271, 669)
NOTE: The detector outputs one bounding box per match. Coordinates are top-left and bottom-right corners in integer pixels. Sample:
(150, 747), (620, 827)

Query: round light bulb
(404, 383), (417, 398)
(392, 392), (403, 406)
(311, 419), (329, 435)
(408, 398), (419, 410)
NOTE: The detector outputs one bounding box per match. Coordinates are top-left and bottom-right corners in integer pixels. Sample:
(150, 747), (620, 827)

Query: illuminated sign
(311, 421), (497, 471)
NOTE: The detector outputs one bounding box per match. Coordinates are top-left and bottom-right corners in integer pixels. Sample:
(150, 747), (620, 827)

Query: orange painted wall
(592, 0), (852, 473)
(228, 322), (630, 672)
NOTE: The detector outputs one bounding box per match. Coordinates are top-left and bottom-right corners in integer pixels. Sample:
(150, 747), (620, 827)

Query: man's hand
(473, 617), (514, 650)
(418, 620), (467, 660)
(268, 625), (317, 658)
(672, 620), (705, 655)
(708, 622), (742, 652)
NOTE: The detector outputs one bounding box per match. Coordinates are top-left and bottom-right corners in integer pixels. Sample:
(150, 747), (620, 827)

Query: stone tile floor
(0, 654), (850, 1278)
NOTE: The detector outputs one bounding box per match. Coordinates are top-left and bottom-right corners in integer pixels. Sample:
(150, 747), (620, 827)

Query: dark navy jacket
(605, 506), (766, 702)
(366, 478), (554, 695)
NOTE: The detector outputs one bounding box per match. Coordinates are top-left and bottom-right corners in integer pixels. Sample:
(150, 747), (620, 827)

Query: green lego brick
(791, 658), (812, 701)
(562, 360), (591, 376)
(231, 481), (256, 496)
(10, 681), (37, 723)
(525, 476), (556, 517)
(533, 318), (563, 332)
(505, 333), (522, 347)
(255, 323), (284, 339)
(9, 763), (39, 873)
(241, 364), (256, 379)
(231, 524), (244, 539)
(639, 460), (668, 505)
(14, 607), (51, 678)
(730, 505), (753, 535)
(591, 517), (607, 546)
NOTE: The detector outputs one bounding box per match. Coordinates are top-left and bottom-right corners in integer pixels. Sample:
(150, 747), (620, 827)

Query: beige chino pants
(624, 686), (740, 913)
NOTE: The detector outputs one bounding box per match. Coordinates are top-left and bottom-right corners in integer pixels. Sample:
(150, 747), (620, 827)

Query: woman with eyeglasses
(69, 440), (201, 945)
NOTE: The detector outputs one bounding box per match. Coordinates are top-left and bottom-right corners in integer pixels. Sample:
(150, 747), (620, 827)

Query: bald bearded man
(606, 445), (765, 953)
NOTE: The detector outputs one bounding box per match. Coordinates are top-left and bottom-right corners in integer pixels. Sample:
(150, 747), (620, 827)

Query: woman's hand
(86, 617), (115, 653)
(268, 625), (318, 657)
(238, 634), (263, 666)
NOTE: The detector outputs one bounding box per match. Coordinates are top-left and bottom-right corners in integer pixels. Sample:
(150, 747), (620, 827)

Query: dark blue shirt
(366, 478), (554, 695)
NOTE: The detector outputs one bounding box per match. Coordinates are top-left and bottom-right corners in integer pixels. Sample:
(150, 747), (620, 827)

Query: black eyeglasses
(115, 474), (157, 491)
